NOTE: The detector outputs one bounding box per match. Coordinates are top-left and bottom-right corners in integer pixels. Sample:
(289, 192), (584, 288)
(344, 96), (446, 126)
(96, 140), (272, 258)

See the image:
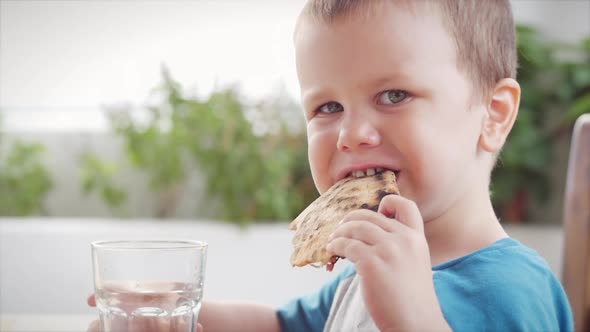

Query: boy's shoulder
(433, 237), (549, 276)
(433, 237), (573, 331)
(432, 237), (562, 299)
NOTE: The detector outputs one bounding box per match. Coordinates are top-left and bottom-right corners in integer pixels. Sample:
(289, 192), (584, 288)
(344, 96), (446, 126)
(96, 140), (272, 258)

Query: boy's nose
(336, 116), (381, 151)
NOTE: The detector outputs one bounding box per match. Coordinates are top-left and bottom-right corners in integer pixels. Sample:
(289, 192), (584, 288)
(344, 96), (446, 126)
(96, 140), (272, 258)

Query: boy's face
(295, 3), (491, 222)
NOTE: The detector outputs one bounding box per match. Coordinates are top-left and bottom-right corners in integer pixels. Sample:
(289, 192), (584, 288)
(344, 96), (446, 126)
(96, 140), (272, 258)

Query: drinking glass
(91, 240), (207, 332)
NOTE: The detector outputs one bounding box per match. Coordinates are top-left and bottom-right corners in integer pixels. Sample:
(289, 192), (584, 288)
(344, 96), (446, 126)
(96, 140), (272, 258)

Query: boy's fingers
(87, 293), (96, 307)
(378, 195), (423, 232)
(342, 209), (398, 232)
(331, 219), (387, 245)
(327, 237), (373, 263)
(85, 295), (203, 332)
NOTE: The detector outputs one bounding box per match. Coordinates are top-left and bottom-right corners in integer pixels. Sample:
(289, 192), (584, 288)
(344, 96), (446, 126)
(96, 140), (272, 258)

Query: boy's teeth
(350, 168), (383, 178)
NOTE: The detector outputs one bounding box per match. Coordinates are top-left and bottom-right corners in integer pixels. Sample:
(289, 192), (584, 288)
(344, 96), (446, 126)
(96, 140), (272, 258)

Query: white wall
(511, 0), (589, 43)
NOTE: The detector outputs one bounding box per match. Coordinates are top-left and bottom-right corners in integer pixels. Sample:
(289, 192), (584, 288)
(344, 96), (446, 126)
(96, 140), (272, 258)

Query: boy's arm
(86, 295), (280, 332)
(201, 265), (356, 332)
(199, 301), (281, 332)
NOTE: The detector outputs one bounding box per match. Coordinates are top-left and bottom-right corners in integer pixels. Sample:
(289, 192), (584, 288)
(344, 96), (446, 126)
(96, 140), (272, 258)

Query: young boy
(89, 0), (573, 331)
(199, 0), (573, 331)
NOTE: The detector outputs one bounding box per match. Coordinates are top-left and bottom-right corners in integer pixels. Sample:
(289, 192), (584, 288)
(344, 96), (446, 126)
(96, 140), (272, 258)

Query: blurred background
(0, 0), (588, 331)
(0, 0), (588, 224)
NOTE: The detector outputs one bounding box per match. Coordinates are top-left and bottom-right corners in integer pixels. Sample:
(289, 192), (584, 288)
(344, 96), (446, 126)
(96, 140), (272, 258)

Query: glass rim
(91, 239), (208, 250)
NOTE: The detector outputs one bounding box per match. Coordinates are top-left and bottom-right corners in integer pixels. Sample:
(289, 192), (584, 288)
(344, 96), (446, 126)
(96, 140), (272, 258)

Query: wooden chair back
(562, 114), (590, 332)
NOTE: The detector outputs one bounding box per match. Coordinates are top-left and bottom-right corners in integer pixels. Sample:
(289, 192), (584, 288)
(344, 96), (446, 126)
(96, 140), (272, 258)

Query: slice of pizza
(289, 169), (400, 271)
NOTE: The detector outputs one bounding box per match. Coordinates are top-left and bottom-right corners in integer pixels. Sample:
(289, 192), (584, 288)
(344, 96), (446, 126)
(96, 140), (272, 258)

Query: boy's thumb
(378, 194), (424, 232)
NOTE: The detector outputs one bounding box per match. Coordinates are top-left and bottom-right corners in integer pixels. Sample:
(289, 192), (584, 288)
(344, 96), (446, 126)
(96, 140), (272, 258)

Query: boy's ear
(479, 78), (521, 153)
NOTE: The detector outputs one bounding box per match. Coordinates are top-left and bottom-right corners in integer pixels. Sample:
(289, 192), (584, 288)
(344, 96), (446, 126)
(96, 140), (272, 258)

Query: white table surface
(1, 314), (97, 332)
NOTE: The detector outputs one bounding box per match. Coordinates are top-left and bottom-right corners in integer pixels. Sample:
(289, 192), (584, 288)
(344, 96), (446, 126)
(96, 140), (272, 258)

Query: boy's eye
(316, 102), (343, 114)
(377, 90), (409, 105)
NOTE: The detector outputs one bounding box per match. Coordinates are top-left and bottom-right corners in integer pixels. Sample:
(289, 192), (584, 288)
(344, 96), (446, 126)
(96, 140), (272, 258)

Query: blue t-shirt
(277, 238), (573, 331)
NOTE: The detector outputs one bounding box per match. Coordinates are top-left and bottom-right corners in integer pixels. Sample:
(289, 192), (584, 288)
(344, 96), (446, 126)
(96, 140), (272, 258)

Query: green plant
(79, 153), (127, 214)
(0, 140), (53, 216)
(84, 66), (317, 223)
(491, 25), (590, 222)
(556, 37), (590, 125)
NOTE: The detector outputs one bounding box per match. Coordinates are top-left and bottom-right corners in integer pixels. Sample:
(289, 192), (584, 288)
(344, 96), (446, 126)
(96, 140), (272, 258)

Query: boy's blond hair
(297, 0), (517, 104)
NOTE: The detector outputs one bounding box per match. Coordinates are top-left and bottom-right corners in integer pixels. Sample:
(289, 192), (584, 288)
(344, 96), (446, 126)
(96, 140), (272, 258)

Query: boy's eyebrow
(301, 72), (416, 108)
(301, 88), (334, 109)
(369, 72), (415, 87)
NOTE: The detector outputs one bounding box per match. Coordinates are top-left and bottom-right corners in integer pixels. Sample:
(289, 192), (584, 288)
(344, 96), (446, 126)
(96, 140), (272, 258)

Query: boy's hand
(326, 195), (450, 331)
(86, 294), (204, 332)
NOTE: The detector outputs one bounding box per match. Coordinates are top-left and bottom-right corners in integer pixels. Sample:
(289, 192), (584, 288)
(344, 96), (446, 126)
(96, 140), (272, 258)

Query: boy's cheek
(307, 158), (329, 194)
(307, 135), (335, 192)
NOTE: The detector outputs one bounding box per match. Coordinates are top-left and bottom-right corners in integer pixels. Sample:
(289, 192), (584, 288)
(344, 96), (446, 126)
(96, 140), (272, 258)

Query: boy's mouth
(345, 167), (400, 179)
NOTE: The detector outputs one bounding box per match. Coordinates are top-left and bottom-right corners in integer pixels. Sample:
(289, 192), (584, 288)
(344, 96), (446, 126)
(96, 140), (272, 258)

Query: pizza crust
(289, 170), (400, 268)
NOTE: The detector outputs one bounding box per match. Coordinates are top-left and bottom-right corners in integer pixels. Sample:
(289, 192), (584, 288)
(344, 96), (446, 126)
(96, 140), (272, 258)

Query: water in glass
(96, 280), (202, 332)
